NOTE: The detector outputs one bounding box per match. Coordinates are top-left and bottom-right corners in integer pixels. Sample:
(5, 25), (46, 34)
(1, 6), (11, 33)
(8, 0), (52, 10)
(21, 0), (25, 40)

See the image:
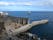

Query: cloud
(0, 1), (32, 6)
(0, 0), (53, 11)
(0, 0), (53, 7)
(31, 0), (53, 6)
(0, 2), (16, 6)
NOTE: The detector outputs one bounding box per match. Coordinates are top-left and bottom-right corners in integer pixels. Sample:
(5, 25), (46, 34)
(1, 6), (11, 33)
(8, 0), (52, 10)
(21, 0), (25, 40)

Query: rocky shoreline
(0, 31), (38, 40)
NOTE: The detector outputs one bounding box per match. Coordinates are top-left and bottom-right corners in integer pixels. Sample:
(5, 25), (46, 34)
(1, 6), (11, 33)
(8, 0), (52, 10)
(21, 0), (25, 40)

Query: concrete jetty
(13, 20), (48, 35)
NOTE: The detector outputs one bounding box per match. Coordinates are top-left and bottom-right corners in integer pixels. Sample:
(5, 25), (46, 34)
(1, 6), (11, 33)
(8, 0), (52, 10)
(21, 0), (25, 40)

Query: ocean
(5, 11), (53, 40)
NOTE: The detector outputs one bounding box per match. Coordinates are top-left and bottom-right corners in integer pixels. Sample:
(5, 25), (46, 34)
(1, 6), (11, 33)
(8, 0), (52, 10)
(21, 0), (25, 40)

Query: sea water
(6, 11), (53, 40)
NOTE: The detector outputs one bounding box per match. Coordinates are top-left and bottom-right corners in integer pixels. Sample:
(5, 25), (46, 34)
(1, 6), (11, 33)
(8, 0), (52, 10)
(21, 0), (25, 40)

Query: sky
(0, 0), (53, 11)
